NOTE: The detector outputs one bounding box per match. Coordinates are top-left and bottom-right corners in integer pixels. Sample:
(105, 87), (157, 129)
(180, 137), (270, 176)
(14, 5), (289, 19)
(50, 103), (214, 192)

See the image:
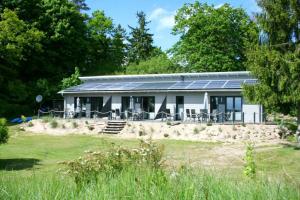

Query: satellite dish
(36, 95), (43, 103)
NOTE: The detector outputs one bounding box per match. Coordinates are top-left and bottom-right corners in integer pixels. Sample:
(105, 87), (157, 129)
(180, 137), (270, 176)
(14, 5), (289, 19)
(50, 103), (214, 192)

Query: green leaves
(171, 2), (258, 72)
(244, 0), (300, 121)
(127, 11), (154, 64)
(61, 67), (82, 90)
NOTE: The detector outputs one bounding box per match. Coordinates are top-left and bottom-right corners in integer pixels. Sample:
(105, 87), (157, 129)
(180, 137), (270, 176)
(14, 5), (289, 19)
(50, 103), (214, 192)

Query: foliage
(60, 139), (164, 185)
(0, 118), (9, 144)
(243, 0), (300, 125)
(72, 122), (78, 128)
(171, 2), (258, 72)
(21, 115), (27, 123)
(243, 143), (256, 179)
(0, 1), (129, 118)
(61, 67), (82, 90)
(193, 127), (200, 134)
(50, 120), (58, 129)
(127, 11), (154, 64)
(125, 53), (181, 74)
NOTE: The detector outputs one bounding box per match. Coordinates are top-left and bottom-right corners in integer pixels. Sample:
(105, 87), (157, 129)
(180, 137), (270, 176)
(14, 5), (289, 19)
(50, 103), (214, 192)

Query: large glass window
(121, 96), (155, 119)
(210, 96), (243, 122)
(226, 96), (243, 121)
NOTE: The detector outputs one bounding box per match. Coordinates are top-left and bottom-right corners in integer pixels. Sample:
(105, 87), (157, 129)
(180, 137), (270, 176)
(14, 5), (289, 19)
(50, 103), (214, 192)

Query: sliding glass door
(210, 96), (243, 122)
(226, 97), (242, 121)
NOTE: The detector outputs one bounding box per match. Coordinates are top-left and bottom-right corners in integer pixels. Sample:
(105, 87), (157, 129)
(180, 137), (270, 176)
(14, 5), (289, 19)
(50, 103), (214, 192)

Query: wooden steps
(102, 121), (126, 134)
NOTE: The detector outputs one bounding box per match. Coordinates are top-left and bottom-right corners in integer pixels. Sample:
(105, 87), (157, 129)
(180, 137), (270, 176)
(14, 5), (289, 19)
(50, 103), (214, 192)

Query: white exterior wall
(63, 91), (262, 123)
(65, 96), (75, 113)
(243, 104), (261, 123)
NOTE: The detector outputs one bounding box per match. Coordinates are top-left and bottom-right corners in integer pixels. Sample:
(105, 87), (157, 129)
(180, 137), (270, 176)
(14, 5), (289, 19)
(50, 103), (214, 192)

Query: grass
(0, 126), (299, 199)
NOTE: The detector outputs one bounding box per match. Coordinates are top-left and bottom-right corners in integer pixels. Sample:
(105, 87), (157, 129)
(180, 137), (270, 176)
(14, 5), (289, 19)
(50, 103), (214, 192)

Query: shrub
(72, 122), (78, 128)
(85, 121), (89, 125)
(60, 139), (164, 185)
(206, 122), (212, 126)
(166, 121), (171, 126)
(50, 120), (58, 128)
(21, 115), (27, 123)
(42, 117), (51, 123)
(138, 129), (147, 136)
(164, 133), (169, 138)
(243, 143), (256, 179)
(0, 118), (9, 144)
(28, 121), (34, 127)
(150, 127), (155, 133)
(61, 124), (66, 129)
(232, 125), (237, 131)
(193, 127), (200, 134)
(88, 125), (95, 131)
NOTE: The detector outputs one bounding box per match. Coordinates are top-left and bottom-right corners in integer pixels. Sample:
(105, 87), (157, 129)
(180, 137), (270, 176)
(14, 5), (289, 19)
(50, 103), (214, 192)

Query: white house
(59, 71), (263, 123)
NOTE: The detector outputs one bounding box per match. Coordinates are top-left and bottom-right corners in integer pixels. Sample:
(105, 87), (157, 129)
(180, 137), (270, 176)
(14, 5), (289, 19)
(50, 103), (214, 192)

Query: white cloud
(214, 3), (225, 9)
(149, 8), (175, 31)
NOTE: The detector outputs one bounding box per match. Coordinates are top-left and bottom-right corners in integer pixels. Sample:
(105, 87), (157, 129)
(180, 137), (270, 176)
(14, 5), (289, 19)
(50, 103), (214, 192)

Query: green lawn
(0, 126), (300, 199)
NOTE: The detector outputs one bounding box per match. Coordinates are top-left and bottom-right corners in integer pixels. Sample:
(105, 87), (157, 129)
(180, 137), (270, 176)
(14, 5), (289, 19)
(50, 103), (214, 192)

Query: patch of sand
(22, 119), (282, 144)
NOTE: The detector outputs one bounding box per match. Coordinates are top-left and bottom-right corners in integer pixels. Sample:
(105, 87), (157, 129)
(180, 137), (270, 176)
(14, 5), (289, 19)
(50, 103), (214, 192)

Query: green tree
(126, 53), (180, 74)
(0, 9), (44, 117)
(127, 11), (154, 64)
(61, 67), (82, 90)
(243, 0), (300, 126)
(171, 2), (258, 72)
(85, 10), (116, 74)
(110, 24), (127, 70)
(0, 118), (9, 144)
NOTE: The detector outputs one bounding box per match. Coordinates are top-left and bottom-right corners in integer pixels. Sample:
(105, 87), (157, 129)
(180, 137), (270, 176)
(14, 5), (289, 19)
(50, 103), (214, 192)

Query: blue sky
(85, 0), (260, 51)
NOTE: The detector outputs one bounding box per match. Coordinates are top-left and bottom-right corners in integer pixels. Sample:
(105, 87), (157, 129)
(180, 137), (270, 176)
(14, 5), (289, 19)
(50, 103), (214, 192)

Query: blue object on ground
(11, 118), (21, 123)
(10, 117), (33, 123)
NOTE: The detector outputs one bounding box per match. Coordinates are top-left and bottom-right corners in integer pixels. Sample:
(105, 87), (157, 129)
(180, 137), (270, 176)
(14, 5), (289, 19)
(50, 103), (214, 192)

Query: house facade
(59, 71), (263, 123)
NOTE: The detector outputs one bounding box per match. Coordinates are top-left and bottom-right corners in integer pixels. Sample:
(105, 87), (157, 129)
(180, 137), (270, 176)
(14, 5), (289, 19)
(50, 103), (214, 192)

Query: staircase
(102, 121), (126, 134)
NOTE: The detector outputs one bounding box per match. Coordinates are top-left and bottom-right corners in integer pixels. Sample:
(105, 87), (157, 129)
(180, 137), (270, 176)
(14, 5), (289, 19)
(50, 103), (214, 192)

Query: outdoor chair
(211, 109), (218, 123)
(185, 109), (191, 121)
(111, 110), (116, 120)
(191, 109), (197, 122)
(115, 109), (120, 119)
(165, 109), (172, 121)
(199, 109), (208, 122)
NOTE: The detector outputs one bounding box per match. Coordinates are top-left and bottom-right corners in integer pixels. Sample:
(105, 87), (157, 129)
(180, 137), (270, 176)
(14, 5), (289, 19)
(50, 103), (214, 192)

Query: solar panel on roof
(205, 80), (226, 88)
(62, 78), (258, 93)
(223, 80), (244, 88)
(244, 79), (257, 85)
(187, 80), (209, 89)
(136, 82), (174, 90)
(169, 81), (192, 89)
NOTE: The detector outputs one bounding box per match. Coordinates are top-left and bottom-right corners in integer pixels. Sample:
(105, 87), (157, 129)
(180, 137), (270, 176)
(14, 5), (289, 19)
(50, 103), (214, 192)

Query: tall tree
(110, 24), (127, 70)
(0, 9), (44, 117)
(243, 0), (300, 126)
(85, 10), (116, 75)
(171, 2), (258, 72)
(127, 11), (154, 64)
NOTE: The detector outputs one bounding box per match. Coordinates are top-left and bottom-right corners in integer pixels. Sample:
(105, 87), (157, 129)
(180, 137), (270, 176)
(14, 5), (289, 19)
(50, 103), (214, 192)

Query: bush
(60, 139), (164, 185)
(206, 122), (212, 126)
(164, 133), (169, 138)
(28, 121), (34, 127)
(88, 125), (94, 131)
(0, 118), (9, 144)
(244, 143), (256, 179)
(21, 115), (27, 123)
(72, 122), (78, 128)
(50, 120), (58, 128)
(166, 121), (171, 126)
(193, 127), (200, 134)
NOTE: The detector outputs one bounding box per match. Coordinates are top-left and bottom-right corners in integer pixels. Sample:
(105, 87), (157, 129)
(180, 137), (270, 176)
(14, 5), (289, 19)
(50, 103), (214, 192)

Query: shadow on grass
(282, 143), (300, 150)
(0, 158), (40, 171)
